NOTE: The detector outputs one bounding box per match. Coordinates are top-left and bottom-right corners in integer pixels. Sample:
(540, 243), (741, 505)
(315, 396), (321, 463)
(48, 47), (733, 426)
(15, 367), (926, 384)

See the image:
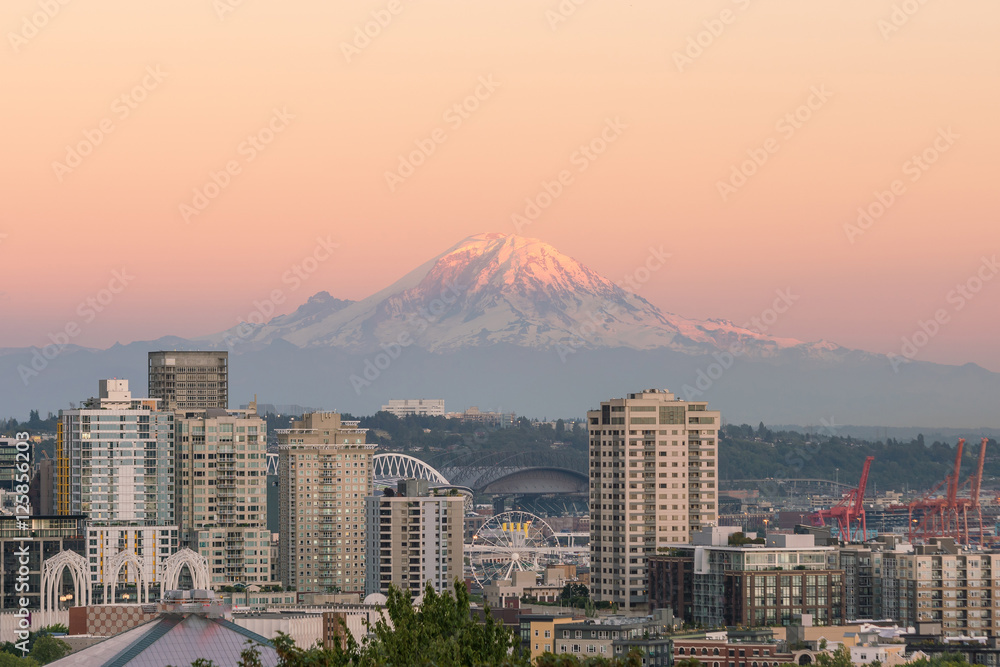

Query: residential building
(649, 527), (844, 627)
(364, 478), (463, 597)
(277, 412), (375, 596)
(148, 351), (229, 410)
(175, 406), (271, 586)
(0, 514), (87, 611)
(589, 389), (721, 610)
(523, 614), (580, 660)
(828, 538), (904, 621)
(56, 379), (174, 526)
(552, 618), (674, 664)
(890, 540), (1000, 637)
(380, 399), (445, 418)
(905, 622), (1000, 665)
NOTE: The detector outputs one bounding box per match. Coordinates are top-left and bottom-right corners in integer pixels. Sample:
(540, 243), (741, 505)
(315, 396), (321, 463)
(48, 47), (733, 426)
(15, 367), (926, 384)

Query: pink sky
(2, 0), (998, 370)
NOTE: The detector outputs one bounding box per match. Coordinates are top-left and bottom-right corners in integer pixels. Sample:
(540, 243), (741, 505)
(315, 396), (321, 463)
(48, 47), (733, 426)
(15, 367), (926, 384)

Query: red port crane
(908, 438), (988, 544)
(810, 456), (874, 542)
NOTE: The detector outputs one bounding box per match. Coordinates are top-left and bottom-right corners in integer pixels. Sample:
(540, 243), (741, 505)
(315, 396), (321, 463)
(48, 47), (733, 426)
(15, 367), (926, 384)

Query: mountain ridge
(3, 232), (998, 427)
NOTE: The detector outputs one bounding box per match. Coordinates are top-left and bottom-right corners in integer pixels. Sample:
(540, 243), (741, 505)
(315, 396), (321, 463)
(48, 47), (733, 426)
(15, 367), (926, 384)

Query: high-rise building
(277, 413), (375, 596)
(0, 437), (27, 492)
(175, 407), (271, 586)
(148, 351), (229, 410)
(57, 379), (174, 526)
(380, 399), (445, 418)
(364, 478), (464, 597)
(588, 389), (720, 610)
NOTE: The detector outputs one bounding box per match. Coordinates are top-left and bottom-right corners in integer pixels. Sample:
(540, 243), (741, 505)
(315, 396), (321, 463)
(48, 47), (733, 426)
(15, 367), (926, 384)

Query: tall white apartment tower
(588, 389), (720, 610)
(57, 379), (174, 525)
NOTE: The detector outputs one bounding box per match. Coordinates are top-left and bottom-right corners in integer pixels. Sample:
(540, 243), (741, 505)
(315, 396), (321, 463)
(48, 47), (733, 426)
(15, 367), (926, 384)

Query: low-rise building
(380, 399), (445, 418)
(552, 618), (676, 665)
(649, 527), (844, 627)
(672, 638), (797, 667)
(523, 614), (581, 660)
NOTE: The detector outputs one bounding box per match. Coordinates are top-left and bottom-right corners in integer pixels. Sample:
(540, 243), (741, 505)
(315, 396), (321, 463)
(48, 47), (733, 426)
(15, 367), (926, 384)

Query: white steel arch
(160, 548), (211, 591)
(373, 453), (449, 485)
(41, 550), (91, 626)
(266, 453), (279, 475)
(104, 550), (149, 605)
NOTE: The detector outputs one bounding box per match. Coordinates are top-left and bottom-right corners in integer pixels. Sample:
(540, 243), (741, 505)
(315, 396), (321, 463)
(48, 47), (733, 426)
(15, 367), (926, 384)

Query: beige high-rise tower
(588, 389), (720, 610)
(175, 406), (271, 587)
(277, 413), (375, 596)
(148, 351), (229, 410)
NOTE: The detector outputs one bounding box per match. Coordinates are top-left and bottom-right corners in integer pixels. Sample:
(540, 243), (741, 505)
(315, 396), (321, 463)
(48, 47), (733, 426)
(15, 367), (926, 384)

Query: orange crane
(810, 456), (874, 542)
(908, 438), (988, 544)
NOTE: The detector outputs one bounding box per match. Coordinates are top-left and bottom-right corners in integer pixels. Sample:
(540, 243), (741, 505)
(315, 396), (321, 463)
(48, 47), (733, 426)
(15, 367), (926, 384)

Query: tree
(676, 659), (703, 667)
(0, 654), (39, 667)
(237, 640), (263, 667)
(363, 580), (517, 666)
(816, 645), (852, 667)
(28, 635), (70, 665)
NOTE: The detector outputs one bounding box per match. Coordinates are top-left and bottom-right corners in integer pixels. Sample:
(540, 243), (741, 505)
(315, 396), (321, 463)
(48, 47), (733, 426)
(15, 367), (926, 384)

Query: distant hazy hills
(4, 233), (999, 427)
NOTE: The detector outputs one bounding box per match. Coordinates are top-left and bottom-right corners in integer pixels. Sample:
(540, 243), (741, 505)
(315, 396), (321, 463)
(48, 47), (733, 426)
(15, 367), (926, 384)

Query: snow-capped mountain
(5, 232), (999, 427)
(201, 233), (842, 358)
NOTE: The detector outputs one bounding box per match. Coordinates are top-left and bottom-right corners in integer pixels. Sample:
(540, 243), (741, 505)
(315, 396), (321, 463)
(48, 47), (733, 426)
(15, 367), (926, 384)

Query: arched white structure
(160, 548), (211, 591)
(373, 453), (449, 486)
(41, 550), (91, 626)
(104, 550), (149, 605)
(266, 452), (279, 475)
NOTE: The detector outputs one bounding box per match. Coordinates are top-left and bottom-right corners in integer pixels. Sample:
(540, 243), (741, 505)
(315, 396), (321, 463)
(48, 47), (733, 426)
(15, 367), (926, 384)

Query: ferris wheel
(468, 511), (560, 587)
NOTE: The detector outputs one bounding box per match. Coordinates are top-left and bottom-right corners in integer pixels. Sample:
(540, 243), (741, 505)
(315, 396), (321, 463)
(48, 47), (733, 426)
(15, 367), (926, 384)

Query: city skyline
(2, 1), (998, 372)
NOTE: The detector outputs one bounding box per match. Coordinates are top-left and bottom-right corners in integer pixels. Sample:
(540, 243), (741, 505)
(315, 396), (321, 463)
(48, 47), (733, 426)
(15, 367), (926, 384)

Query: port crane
(907, 438), (988, 544)
(810, 456), (874, 542)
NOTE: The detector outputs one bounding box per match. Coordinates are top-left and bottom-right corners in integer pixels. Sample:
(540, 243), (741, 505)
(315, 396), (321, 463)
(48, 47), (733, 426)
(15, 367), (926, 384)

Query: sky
(2, 0), (998, 370)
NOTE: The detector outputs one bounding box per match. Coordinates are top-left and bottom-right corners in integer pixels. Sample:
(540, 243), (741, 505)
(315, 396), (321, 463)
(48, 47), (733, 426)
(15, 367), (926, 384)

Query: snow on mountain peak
(202, 232), (838, 359)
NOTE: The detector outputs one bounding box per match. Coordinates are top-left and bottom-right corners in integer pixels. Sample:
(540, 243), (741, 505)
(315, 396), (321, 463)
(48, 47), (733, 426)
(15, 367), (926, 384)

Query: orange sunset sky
(2, 1), (998, 369)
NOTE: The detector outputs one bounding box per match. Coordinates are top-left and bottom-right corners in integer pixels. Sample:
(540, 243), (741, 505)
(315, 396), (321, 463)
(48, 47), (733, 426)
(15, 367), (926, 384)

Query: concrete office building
(380, 399), (445, 418)
(278, 413), (375, 596)
(148, 351), (229, 410)
(56, 380), (174, 526)
(364, 479), (463, 597)
(175, 406), (271, 586)
(588, 389), (720, 610)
